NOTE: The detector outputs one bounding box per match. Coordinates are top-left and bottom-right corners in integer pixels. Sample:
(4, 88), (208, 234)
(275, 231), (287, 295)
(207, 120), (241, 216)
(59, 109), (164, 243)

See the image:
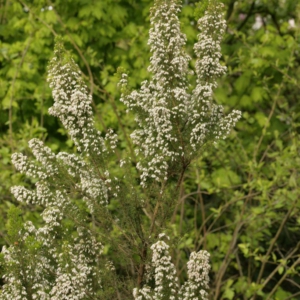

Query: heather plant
(0, 0), (240, 299)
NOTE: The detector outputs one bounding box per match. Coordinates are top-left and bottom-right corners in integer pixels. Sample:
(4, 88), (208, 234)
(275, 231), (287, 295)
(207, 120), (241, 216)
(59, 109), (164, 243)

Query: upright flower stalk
(120, 0), (241, 187)
(189, 1), (241, 150)
(119, 0), (191, 187)
(133, 234), (211, 300)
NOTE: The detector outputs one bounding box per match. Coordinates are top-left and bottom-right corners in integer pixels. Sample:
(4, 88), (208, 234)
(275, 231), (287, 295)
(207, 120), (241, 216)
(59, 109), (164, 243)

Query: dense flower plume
(48, 50), (103, 155)
(120, 0), (241, 186)
(178, 251), (210, 300)
(1, 221), (102, 300)
(47, 41), (117, 156)
(133, 234), (211, 300)
(189, 2), (241, 151)
(10, 138), (108, 211)
(119, 0), (190, 187)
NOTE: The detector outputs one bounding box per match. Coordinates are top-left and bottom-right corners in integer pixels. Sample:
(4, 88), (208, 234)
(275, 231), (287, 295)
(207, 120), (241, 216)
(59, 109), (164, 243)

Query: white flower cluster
(189, 2), (241, 150)
(133, 234), (211, 300)
(178, 251), (210, 300)
(11, 152), (49, 180)
(133, 234), (178, 300)
(47, 42), (117, 156)
(50, 230), (102, 300)
(57, 151), (108, 212)
(105, 128), (118, 151)
(120, 0), (241, 186)
(0, 275), (27, 300)
(11, 138), (59, 184)
(10, 139), (108, 212)
(0, 216), (103, 300)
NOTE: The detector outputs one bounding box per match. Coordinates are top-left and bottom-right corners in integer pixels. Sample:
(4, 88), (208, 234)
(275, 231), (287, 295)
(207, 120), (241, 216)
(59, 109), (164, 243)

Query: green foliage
(5, 206), (23, 245)
(194, 0), (221, 20)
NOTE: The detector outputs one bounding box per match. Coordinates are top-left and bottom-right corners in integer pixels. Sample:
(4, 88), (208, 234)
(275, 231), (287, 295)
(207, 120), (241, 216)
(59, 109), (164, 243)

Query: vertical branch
(175, 160), (190, 191)
(198, 187), (207, 249)
(196, 167), (207, 249)
(213, 222), (243, 300)
(137, 241), (148, 288)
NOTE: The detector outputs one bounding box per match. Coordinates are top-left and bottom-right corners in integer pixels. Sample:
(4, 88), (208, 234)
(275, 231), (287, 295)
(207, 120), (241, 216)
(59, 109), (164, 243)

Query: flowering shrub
(0, 0), (240, 299)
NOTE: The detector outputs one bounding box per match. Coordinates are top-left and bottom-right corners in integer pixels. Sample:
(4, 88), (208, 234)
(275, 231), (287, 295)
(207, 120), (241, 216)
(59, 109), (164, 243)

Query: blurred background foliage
(0, 0), (299, 298)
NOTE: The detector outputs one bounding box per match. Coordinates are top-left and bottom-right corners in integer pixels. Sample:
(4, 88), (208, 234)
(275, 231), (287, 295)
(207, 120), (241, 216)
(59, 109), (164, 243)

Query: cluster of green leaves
(1, 0), (299, 299)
